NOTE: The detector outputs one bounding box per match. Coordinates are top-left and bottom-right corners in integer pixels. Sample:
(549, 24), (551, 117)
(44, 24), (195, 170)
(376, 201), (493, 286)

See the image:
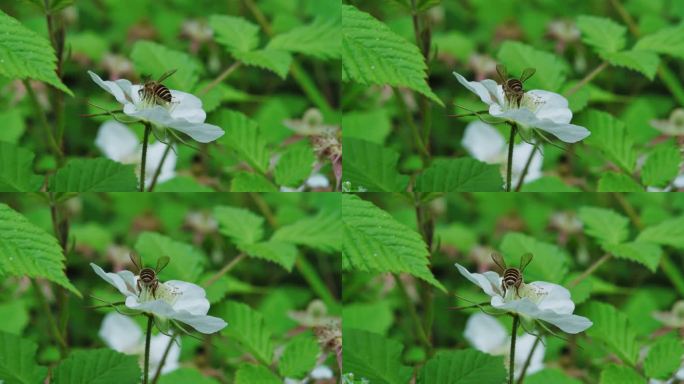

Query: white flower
(88, 71), (224, 143)
(651, 109), (684, 136)
(284, 365), (334, 384)
(99, 313), (180, 378)
(464, 313), (545, 379)
(455, 263), (592, 333)
(462, 121), (543, 186)
(90, 263), (227, 334)
(453, 72), (590, 143)
(96, 120), (177, 186)
(280, 173), (330, 192)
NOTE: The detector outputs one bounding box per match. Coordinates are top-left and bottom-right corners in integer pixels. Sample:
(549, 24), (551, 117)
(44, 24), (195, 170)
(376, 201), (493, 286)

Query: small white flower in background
(96, 120), (177, 186)
(653, 300), (684, 328)
(91, 263), (227, 334)
(649, 367), (684, 384)
(462, 121), (543, 186)
(465, 313), (545, 379)
(455, 263), (592, 333)
(651, 109), (684, 136)
(280, 173), (330, 192)
(284, 365), (334, 384)
(88, 71), (224, 143)
(99, 313), (180, 378)
(453, 71), (590, 143)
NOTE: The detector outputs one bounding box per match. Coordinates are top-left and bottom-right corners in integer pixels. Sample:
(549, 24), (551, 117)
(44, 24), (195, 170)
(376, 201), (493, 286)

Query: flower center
(504, 92), (545, 113)
(138, 280), (181, 305)
(510, 283), (549, 304)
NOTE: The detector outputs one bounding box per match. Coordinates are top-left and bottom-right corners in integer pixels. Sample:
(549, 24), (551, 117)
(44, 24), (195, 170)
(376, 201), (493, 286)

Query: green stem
(394, 273), (431, 349)
(198, 61), (242, 96)
(564, 61), (608, 97)
(661, 254), (684, 297)
(506, 123), (517, 192)
(393, 88), (430, 161)
(568, 254), (612, 288)
(147, 142), (173, 192)
(23, 80), (62, 158)
(203, 253), (246, 287)
(140, 123), (152, 192)
(151, 334), (176, 384)
(143, 315), (153, 384)
(657, 65), (684, 107)
(32, 280), (68, 356)
(514, 144), (538, 192)
(509, 315), (520, 384)
(296, 256), (338, 311)
(516, 335), (541, 384)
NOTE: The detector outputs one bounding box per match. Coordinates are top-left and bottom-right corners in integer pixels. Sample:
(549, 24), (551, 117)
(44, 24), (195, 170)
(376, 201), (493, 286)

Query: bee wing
(129, 252), (143, 273)
(519, 253), (533, 272)
(495, 64), (508, 84)
(491, 252), (507, 272)
(156, 69), (178, 83)
(519, 68), (536, 83)
(156, 256), (170, 274)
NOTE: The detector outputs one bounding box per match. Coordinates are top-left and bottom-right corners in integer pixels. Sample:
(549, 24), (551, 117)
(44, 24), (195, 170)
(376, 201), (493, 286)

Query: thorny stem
(414, 195), (435, 355)
(147, 142), (173, 192)
(32, 280), (68, 357)
(140, 122), (152, 192)
(23, 80), (62, 158)
(393, 87), (431, 161)
(198, 62), (242, 96)
(151, 334), (176, 384)
(515, 144), (539, 192)
(506, 123), (517, 192)
(509, 315), (520, 384)
(516, 335), (541, 384)
(564, 61), (608, 97)
(143, 315), (153, 384)
(203, 254), (246, 287)
(568, 254), (612, 288)
(393, 273), (432, 349)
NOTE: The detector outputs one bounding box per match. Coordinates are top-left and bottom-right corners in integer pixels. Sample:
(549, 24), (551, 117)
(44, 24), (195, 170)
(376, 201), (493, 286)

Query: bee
(491, 252), (533, 298)
(138, 69), (177, 106)
(496, 65), (536, 108)
(129, 252), (170, 299)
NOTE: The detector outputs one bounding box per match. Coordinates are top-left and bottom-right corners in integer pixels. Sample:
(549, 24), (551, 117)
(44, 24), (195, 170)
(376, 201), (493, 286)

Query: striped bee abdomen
(154, 84), (172, 103)
(139, 268), (156, 284)
(503, 268), (521, 287)
(507, 79), (523, 92)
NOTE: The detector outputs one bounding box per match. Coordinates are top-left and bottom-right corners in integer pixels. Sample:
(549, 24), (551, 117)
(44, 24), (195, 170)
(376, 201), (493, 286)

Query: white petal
(165, 280), (210, 316)
(148, 333), (180, 376)
(98, 313), (143, 354)
(529, 282), (575, 314)
(462, 121), (506, 164)
(533, 120), (590, 143)
(310, 365), (334, 379)
(145, 142), (177, 184)
(96, 121), (140, 163)
(166, 121), (225, 143)
(170, 312), (227, 334)
(515, 334), (545, 377)
(169, 91), (206, 124)
(88, 71), (134, 105)
(455, 263), (503, 297)
(491, 297), (592, 334)
(90, 263), (138, 297)
(306, 174), (330, 189)
(526, 90), (572, 124)
(453, 72), (502, 106)
(464, 313), (507, 354)
(512, 142), (543, 184)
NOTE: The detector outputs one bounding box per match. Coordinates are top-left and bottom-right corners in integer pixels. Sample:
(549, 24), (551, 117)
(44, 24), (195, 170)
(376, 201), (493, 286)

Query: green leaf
(279, 334), (320, 378)
(520, 176), (581, 192)
(239, 241), (297, 271)
(637, 216), (684, 249)
(582, 110), (636, 173)
(604, 242), (662, 272)
(49, 158), (138, 192)
(231, 172), (278, 192)
(209, 15), (260, 53)
(415, 158), (503, 192)
(0, 110), (26, 143)
(219, 111), (269, 174)
(53, 349), (140, 384)
(213, 206), (264, 245)
(343, 138), (408, 192)
(343, 328), (412, 384)
(0, 141), (42, 192)
(272, 209), (341, 252)
(233, 49), (293, 79)
(641, 143), (681, 187)
(158, 368), (220, 384)
(527, 369), (583, 384)
(342, 5), (443, 106)
(603, 50), (660, 80)
(578, 207), (629, 246)
(154, 176), (214, 192)
(0, 331), (47, 384)
(497, 41), (566, 91)
(577, 15), (626, 54)
(599, 365), (643, 384)
(134, 232), (205, 282)
(644, 334), (684, 379)
(0, 203), (80, 297)
(0, 10), (72, 95)
(0, 301), (28, 335)
(275, 145), (315, 187)
(342, 194), (445, 291)
(418, 349), (506, 384)
(499, 232), (568, 283)
(597, 172), (643, 192)
(268, 17), (341, 60)
(235, 365), (280, 384)
(130, 40), (201, 91)
(634, 25), (684, 59)
(342, 109), (391, 144)
(221, 301), (273, 365)
(583, 302), (639, 365)
(343, 301), (393, 335)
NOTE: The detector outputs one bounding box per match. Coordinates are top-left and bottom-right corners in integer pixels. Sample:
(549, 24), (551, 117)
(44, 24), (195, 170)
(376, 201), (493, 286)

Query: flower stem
(515, 144), (539, 192)
(506, 123), (517, 192)
(564, 61), (608, 97)
(198, 61), (242, 96)
(393, 87), (431, 162)
(140, 123), (152, 192)
(23, 80), (62, 159)
(509, 315), (520, 384)
(32, 279), (68, 357)
(151, 334), (176, 384)
(393, 273), (431, 349)
(203, 253), (246, 287)
(147, 142), (173, 192)
(143, 315), (153, 384)
(568, 253), (612, 288)
(516, 335), (541, 384)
